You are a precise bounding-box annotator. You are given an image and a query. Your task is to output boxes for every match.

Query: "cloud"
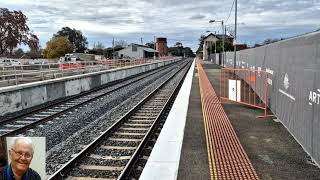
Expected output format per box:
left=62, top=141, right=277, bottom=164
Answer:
left=190, top=14, right=206, bottom=20
left=0, top=0, right=319, bottom=51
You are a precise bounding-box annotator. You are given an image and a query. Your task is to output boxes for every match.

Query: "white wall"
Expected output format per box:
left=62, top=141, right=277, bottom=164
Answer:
left=6, top=137, right=46, bottom=179
left=117, top=45, right=146, bottom=59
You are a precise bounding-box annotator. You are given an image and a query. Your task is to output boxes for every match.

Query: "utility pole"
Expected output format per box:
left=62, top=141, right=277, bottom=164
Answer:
left=214, top=31, right=217, bottom=62
left=112, top=37, right=115, bottom=60
left=209, top=41, right=212, bottom=61
left=224, top=26, right=227, bottom=66
left=234, top=0, right=238, bottom=69
left=141, top=37, right=143, bottom=45
left=153, top=36, right=156, bottom=60
left=209, top=20, right=225, bottom=65
left=222, top=20, right=225, bottom=67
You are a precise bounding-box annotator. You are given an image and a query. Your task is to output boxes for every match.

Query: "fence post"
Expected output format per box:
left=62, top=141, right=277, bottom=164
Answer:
left=41, top=64, right=44, bottom=81
left=14, top=65, right=18, bottom=85
left=1, top=66, right=4, bottom=80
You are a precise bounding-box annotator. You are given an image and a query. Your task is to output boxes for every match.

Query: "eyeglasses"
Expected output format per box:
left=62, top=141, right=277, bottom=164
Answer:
left=10, top=149, right=33, bottom=160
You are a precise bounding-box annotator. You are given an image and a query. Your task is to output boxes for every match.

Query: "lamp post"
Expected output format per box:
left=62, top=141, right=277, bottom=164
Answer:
left=234, top=0, right=238, bottom=69
left=214, top=31, right=216, bottom=57
left=154, top=36, right=156, bottom=60
left=209, top=20, right=225, bottom=66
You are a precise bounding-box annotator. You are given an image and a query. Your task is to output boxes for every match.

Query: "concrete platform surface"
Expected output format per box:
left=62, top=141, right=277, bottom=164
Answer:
left=177, top=63, right=210, bottom=180
left=202, top=61, right=320, bottom=180
left=141, top=60, right=320, bottom=180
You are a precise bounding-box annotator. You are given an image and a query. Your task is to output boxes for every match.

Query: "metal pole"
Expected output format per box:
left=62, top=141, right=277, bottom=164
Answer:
left=112, top=37, right=115, bottom=60
left=14, top=66, right=17, bottom=85
left=234, top=0, right=237, bottom=69
left=209, top=41, right=212, bottom=61
left=223, top=26, right=227, bottom=66
left=222, top=21, right=225, bottom=67
left=154, top=36, right=156, bottom=60
left=214, top=31, right=216, bottom=55
left=214, top=31, right=217, bottom=63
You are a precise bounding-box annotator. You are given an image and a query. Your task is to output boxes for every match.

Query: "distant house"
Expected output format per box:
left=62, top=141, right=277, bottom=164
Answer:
left=236, top=44, right=247, bottom=51
left=202, top=33, right=248, bottom=60
left=202, top=33, right=233, bottom=61
left=116, top=44, right=158, bottom=59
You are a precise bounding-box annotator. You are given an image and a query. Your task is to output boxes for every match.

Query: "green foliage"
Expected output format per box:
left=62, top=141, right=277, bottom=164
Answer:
left=93, top=41, right=104, bottom=55
left=103, top=48, right=113, bottom=58
left=145, top=42, right=155, bottom=48
left=184, top=47, right=196, bottom=57
left=196, top=35, right=205, bottom=55
left=43, top=36, right=73, bottom=58
left=13, top=48, right=24, bottom=57
left=168, top=42, right=195, bottom=57
left=206, top=40, right=234, bottom=55
left=54, top=27, right=88, bottom=53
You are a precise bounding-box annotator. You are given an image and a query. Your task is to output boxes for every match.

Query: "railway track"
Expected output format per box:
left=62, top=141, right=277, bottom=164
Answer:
left=48, top=60, right=192, bottom=179
left=0, top=61, right=181, bottom=137
left=127, top=92, right=175, bottom=179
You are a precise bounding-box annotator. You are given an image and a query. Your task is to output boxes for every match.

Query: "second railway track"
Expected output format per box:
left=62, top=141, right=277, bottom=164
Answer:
left=0, top=61, right=182, bottom=137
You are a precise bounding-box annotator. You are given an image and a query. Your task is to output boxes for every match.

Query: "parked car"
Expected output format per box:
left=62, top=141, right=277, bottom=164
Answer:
left=30, top=59, right=47, bottom=65
left=0, top=59, right=21, bottom=66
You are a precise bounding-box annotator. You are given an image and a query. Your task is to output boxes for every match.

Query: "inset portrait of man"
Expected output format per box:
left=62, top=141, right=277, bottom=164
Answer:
left=0, top=137, right=8, bottom=173
left=0, top=137, right=41, bottom=180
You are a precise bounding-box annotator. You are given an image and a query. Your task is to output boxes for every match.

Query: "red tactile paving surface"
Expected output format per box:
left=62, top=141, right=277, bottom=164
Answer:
left=197, top=60, right=259, bottom=180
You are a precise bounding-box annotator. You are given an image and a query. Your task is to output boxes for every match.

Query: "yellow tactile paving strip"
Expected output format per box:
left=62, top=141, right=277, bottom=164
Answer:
left=197, top=59, right=259, bottom=180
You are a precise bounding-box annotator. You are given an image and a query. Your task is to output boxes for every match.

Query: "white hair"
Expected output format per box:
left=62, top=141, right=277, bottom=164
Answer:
left=10, top=136, right=34, bottom=154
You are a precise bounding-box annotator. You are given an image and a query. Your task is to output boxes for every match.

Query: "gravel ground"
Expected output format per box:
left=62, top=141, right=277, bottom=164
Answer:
left=45, top=61, right=190, bottom=175
left=22, top=62, right=180, bottom=150
left=127, top=82, right=178, bottom=179
left=80, top=158, right=129, bottom=166
left=68, top=168, right=121, bottom=179
left=65, top=61, right=191, bottom=178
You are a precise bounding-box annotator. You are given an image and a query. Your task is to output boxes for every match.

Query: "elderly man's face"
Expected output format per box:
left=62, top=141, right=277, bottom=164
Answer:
left=9, top=140, right=33, bottom=173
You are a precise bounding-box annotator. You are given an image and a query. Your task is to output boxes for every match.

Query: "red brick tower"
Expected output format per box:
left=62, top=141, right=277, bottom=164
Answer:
left=156, top=37, right=168, bottom=57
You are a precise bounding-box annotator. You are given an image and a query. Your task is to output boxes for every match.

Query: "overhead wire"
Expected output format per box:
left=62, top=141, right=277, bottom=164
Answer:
left=225, top=0, right=235, bottom=24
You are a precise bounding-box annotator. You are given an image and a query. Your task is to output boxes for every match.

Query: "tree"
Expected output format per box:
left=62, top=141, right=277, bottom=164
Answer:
left=0, top=8, right=30, bottom=55
left=13, top=48, right=24, bottom=58
left=103, top=47, right=113, bottom=58
left=262, top=38, right=279, bottom=45
left=206, top=40, right=234, bottom=55
left=196, top=35, right=206, bottom=58
left=54, top=27, right=88, bottom=53
left=145, top=42, right=155, bottom=48
left=253, top=43, right=262, bottom=48
left=175, top=42, right=183, bottom=48
left=168, top=42, right=195, bottom=57
left=114, top=40, right=128, bottom=48
left=184, top=47, right=195, bottom=57
left=27, top=32, right=41, bottom=57
left=93, top=41, right=104, bottom=55
left=43, top=36, right=73, bottom=58
left=175, top=42, right=184, bottom=56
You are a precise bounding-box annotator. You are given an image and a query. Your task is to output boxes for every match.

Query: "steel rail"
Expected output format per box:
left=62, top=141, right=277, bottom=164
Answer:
left=0, top=62, right=180, bottom=137
left=48, top=60, right=191, bottom=180
left=118, top=60, right=190, bottom=179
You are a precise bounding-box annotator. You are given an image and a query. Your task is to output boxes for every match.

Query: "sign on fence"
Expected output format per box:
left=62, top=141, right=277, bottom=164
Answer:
left=228, top=80, right=241, bottom=102
left=220, top=68, right=273, bottom=118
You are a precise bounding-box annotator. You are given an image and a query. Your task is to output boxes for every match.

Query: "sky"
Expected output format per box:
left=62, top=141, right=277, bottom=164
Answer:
left=1, top=0, right=320, bottom=52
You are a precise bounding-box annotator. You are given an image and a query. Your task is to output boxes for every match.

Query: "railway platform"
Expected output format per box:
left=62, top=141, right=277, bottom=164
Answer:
left=140, top=59, right=320, bottom=180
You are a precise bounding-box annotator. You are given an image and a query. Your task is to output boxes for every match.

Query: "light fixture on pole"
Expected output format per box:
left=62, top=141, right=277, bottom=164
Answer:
left=209, top=19, right=225, bottom=66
